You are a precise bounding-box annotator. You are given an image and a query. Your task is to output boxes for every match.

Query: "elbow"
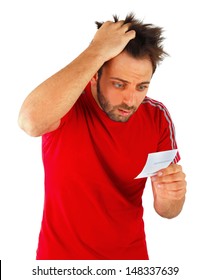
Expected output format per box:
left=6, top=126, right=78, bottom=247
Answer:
left=18, top=112, right=42, bottom=137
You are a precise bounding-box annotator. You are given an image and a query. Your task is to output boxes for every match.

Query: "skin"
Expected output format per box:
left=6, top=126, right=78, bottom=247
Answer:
left=18, top=19, right=186, bottom=218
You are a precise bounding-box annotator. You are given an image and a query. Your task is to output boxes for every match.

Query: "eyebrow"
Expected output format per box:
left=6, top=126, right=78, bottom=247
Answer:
left=110, top=77, right=150, bottom=85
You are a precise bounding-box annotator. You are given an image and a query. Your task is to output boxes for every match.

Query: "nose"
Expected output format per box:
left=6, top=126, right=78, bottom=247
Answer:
left=122, top=90, right=135, bottom=107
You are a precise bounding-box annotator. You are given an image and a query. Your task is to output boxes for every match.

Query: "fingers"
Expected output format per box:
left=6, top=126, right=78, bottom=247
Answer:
left=155, top=180, right=187, bottom=191
left=91, top=19, right=136, bottom=61
left=105, top=19, right=130, bottom=27
left=102, top=20, right=134, bottom=34
left=151, top=164, right=186, bottom=184
left=125, top=29, right=136, bottom=40
left=154, top=183, right=186, bottom=200
left=152, top=170, right=186, bottom=184
left=151, top=163, right=187, bottom=200
left=104, top=20, right=136, bottom=43
left=156, top=163, right=183, bottom=177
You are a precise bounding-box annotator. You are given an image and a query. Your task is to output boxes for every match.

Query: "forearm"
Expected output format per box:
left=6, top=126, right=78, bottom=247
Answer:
left=18, top=45, right=105, bottom=137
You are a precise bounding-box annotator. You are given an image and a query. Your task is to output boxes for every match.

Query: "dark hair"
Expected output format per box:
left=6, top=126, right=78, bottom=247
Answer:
left=95, top=13, right=168, bottom=73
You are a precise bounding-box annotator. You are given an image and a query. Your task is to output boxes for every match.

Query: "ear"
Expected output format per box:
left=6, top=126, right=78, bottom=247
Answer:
left=90, top=72, right=99, bottom=86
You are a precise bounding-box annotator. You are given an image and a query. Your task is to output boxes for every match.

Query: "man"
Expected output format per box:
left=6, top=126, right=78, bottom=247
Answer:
left=18, top=13, right=187, bottom=260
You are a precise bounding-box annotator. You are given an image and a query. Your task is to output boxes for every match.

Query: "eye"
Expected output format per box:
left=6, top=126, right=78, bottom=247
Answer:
left=112, top=82, right=125, bottom=89
left=137, top=84, right=148, bottom=91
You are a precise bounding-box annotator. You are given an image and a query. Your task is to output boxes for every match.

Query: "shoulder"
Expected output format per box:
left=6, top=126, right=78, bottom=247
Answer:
left=142, top=96, right=169, bottom=112
left=141, top=96, right=173, bottom=121
left=139, top=97, right=176, bottom=138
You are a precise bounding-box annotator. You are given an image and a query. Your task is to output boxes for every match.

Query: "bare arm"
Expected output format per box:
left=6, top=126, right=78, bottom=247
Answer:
left=18, top=21, right=135, bottom=137
left=151, top=164, right=187, bottom=219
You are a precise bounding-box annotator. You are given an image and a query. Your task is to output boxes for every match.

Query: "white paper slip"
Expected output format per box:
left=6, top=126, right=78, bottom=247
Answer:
left=135, top=149, right=178, bottom=179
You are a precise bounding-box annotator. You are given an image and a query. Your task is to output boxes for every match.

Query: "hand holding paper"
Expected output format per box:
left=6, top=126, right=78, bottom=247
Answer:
left=150, top=161, right=187, bottom=218
left=135, top=149, right=187, bottom=219
left=135, top=149, right=178, bottom=179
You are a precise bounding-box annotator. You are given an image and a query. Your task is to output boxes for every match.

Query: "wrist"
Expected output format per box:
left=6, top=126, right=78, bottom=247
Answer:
left=87, top=42, right=110, bottom=64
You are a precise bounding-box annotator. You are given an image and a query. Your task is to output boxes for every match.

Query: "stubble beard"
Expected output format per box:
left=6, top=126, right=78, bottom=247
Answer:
left=96, top=80, right=136, bottom=122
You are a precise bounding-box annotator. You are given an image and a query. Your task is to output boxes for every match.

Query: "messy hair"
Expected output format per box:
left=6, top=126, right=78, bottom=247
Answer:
left=95, top=13, right=168, bottom=73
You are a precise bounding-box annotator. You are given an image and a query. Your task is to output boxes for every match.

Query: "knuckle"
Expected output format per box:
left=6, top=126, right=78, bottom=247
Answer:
left=102, top=21, right=113, bottom=28
left=173, top=163, right=179, bottom=171
left=177, top=164, right=183, bottom=172
left=179, top=182, right=187, bottom=195
left=171, top=188, right=185, bottom=200
left=117, top=20, right=125, bottom=24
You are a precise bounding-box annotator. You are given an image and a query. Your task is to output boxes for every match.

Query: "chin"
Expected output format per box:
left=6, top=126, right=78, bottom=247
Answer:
left=108, top=114, right=132, bottom=123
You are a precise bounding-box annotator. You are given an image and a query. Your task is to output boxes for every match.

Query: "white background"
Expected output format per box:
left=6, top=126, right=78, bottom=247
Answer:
left=0, top=0, right=209, bottom=279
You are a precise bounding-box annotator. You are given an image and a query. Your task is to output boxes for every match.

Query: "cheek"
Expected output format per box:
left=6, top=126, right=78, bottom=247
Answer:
left=109, top=93, right=123, bottom=105
left=103, top=86, right=123, bottom=105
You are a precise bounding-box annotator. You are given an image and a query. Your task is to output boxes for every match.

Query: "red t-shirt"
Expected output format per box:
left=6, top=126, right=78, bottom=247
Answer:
left=36, top=83, right=180, bottom=260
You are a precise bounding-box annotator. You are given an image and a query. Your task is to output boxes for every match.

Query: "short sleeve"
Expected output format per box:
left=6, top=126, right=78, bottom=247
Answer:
left=157, top=105, right=181, bottom=163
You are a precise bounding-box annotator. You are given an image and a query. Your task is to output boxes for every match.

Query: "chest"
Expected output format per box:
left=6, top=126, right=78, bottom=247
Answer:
left=53, top=112, right=159, bottom=185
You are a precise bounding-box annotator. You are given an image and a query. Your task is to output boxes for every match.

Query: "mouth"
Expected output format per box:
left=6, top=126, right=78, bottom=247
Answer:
left=118, top=108, right=133, bottom=116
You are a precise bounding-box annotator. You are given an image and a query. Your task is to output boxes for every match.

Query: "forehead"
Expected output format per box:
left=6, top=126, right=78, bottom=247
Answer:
left=103, top=52, right=153, bottom=80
